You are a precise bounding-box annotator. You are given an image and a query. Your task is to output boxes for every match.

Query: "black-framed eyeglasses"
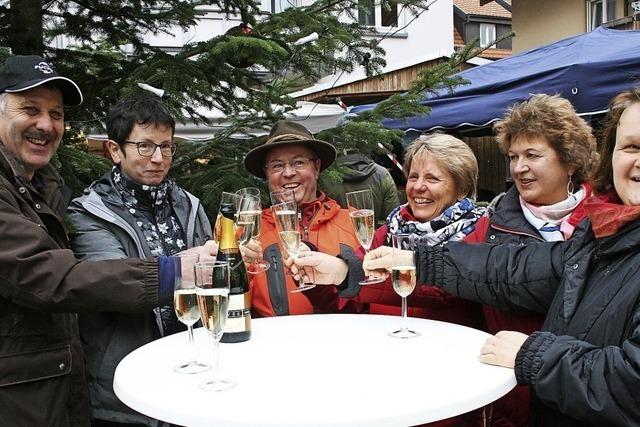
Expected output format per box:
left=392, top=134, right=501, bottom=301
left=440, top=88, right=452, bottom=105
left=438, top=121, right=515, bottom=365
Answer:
left=264, top=157, right=318, bottom=174
left=122, top=140, right=177, bottom=158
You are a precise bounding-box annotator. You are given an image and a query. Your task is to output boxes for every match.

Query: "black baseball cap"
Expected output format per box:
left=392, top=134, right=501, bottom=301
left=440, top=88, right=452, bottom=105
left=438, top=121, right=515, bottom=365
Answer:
left=0, top=55, right=83, bottom=105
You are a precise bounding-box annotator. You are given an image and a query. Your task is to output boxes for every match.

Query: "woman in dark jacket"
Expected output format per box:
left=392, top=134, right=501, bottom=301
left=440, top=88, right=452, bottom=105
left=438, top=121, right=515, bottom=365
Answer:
left=463, top=93, right=598, bottom=426
left=359, top=87, right=640, bottom=426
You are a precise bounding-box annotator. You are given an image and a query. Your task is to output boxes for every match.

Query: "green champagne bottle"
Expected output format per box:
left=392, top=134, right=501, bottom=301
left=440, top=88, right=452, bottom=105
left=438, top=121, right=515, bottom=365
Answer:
left=217, top=201, right=251, bottom=343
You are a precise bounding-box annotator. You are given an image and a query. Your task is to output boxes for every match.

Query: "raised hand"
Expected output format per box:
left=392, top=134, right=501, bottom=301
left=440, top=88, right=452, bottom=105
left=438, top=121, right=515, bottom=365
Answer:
left=181, top=240, right=218, bottom=263
left=479, top=331, right=529, bottom=369
left=240, top=239, right=262, bottom=266
left=287, top=251, right=348, bottom=285
left=363, top=245, right=412, bottom=280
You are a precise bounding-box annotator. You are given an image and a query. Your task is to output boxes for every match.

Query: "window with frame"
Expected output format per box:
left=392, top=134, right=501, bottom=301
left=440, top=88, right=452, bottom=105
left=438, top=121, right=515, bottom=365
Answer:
left=479, top=23, right=496, bottom=48
left=358, top=0, right=400, bottom=28
left=587, top=0, right=616, bottom=30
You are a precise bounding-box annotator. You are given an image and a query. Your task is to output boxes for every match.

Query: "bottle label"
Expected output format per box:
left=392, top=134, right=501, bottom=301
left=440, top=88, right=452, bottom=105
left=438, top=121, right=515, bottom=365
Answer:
left=224, top=292, right=251, bottom=333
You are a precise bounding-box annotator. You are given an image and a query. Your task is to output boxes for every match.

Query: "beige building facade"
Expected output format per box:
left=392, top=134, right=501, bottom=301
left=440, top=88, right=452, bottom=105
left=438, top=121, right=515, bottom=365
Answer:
left=511, top=0, right=630, bottom=53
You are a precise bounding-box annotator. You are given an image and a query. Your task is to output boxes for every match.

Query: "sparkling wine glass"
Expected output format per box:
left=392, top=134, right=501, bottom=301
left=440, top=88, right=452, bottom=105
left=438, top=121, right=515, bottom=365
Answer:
left=345, top=189, right=384, bottom=285
left=269, top=188, right=296, bottom=205
left=236, top=190, right=270, bottom=274
left=213, top=192, right=239, bottom=245
left=271, top=197, right=315, bottom=293
left=388, top=234, right=420, bottom=339
left=172, top=253, right=211, bottom=374
left=195, top=261, right=235, bottom=391
left=236, top=186, right=260, bottom=200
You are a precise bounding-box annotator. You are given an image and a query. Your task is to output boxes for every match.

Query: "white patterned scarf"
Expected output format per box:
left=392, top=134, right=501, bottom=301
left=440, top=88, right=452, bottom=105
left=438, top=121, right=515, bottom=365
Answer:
left=112, top=167, right=186, bottom=336
left=386, top=198, right=485, bottom=247
left=519, top=185, right=587, bottom=242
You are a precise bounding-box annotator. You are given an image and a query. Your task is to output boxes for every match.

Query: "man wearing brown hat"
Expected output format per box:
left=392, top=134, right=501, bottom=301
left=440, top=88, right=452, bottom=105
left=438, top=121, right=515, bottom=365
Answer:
left=0, top=55, right=215, bottom=426
left=244, top=120, right=365, bottom=316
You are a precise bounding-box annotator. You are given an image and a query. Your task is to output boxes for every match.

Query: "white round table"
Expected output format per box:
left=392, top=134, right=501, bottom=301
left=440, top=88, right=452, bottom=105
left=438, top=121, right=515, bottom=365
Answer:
left=114, top=314, right=516, bottom=426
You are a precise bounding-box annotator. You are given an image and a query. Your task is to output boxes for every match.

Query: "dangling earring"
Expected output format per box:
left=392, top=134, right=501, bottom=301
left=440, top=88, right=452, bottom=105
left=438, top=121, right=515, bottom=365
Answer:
left=566, top=175, right=575, bottom=197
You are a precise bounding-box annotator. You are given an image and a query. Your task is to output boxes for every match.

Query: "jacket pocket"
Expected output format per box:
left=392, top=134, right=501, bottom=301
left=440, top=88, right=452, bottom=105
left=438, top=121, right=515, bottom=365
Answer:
left=0, top=345, right=72, bottom=387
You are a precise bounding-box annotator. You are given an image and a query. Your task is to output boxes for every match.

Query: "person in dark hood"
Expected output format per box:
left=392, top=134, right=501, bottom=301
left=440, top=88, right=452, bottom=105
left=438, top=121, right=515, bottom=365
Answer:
left=324, top=150, right=399, bottom=225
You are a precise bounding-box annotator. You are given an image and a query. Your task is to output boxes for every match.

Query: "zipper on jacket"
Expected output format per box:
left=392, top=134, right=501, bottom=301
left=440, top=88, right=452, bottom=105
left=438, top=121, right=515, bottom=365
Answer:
left=490, top=223, right=544, bottom=241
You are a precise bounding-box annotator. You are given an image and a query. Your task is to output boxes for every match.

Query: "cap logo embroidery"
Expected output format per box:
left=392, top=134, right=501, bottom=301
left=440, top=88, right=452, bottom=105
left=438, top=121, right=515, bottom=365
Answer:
left=34, top=62, right=54, bottom=74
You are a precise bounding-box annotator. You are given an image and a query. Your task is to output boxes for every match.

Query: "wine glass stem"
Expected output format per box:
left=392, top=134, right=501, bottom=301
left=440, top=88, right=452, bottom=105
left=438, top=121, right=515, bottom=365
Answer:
left=401, top=296, right=408, bottom=331
left=212, top=339, right=221, bottom=378
left=187, top=324, right=195, bottom=362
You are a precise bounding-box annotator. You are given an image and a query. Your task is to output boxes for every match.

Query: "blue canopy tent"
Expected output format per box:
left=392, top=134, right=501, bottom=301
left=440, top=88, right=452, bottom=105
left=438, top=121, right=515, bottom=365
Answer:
left=351, top=27, right=640, bottom=135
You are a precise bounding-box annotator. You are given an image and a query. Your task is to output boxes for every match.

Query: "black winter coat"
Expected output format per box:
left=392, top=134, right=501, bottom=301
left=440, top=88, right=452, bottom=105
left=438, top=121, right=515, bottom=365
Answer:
left=419, top=219, right=640, bottom=427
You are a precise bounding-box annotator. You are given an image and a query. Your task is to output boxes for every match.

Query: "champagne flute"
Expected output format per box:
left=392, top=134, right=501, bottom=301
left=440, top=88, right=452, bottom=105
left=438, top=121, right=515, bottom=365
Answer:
left=236, top=186, right=260, bottom=200
left=271, top=198, right=315, bottom=293
left=236, top=191, right=270, bottom=274
left=269, top=188, right=296, bottom=205
left=213, top=192, right=239, bottom=245
left=345, top=189, right=385, bottom=285
left=388, top=234, right=420, bottom=339
left=195, top=261, right=235, bottom=391
left=172, top=253, right=211, bottom=374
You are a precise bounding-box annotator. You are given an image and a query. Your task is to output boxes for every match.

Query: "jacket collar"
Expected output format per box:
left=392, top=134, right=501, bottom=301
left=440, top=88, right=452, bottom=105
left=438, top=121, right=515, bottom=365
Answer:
left=490, top=186, right=541, bottom=236
left=0, top=140, right=68, bottom=213
left=584, top=189, right=640, bottom=239
left=0, top=140, right=28, bottom=181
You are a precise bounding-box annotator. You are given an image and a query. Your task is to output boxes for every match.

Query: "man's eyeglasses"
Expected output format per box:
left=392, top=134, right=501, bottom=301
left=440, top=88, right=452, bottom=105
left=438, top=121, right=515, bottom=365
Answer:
left=122, top=141, right=177, bottom=158
left=264, top=157, right=317, bottom=174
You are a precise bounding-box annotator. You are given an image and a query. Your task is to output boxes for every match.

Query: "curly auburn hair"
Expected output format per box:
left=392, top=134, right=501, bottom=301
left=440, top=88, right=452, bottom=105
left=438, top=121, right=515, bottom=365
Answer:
left=493, top=94, right=598, bottom=186
left=403, top=132, right=478, bottom=200
left=591, top=87, right=640, bottom=193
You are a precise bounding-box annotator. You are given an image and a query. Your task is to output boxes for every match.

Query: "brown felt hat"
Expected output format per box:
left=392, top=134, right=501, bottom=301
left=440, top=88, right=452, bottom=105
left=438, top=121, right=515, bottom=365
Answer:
left=244, top=120, right=337, bottom=179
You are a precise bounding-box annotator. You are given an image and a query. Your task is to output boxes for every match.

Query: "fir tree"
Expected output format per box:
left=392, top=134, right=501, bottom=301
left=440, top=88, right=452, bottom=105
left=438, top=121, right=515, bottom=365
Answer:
left=0, top=0, right=497, bottom=216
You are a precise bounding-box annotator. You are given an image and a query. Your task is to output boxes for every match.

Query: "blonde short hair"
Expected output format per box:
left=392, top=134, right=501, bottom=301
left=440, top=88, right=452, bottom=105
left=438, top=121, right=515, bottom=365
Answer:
left=403, top=133, right=478, bottom=199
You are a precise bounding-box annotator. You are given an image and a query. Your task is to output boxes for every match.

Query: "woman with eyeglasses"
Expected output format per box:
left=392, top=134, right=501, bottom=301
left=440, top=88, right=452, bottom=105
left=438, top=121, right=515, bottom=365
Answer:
left=67, top=95, right=214, bottom=427
left=242, top=120, right=362, bottom=318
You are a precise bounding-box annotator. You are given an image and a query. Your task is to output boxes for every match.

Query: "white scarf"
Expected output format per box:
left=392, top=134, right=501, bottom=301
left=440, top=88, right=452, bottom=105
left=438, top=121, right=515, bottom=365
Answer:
left=520, top=185, right=586, bottom=241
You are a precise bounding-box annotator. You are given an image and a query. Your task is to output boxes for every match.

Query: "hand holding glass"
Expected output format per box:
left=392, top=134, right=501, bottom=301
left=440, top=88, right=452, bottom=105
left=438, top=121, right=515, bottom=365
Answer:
left=172, top=253, right=210, bottom=374
left=271, top=196, right=315, bottom=292
left=195, top=261, right=235, bottom=391
left=345, top=189, right=384, bottom=285
left=389, top=234, right=420, bottom=339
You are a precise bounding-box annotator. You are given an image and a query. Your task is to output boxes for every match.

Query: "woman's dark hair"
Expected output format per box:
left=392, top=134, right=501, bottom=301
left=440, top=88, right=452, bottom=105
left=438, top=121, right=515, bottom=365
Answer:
left=591, top=87, right=640, bottom=193
left=106, top=95, right=175, bottom=147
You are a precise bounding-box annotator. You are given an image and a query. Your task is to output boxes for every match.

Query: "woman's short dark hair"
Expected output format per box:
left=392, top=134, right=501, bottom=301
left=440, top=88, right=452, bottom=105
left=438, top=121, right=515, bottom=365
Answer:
left=493, top=93, right=598, bottom=186
left=106, top=95, right=175, bottom=146
left=591, top=87, right=640, bottom=193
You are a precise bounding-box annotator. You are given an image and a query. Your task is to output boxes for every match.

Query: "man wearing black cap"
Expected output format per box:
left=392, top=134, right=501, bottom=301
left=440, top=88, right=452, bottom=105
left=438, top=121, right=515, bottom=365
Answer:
left=0, top=56, right=215, bottom=426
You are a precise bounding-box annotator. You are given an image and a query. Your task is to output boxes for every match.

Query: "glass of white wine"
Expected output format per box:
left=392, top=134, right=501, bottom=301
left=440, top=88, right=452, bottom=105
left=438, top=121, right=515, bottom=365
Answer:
left=269, top=188, right=296, bottom=206
left=345, top=189, right=384, bottom=285
left=388, top=234, right=420, bottom=339
left=172, top=253, right=211, bottom=374
left=270, top=196, right=315, bottom=293
left=195, top=261, right=235, bottom=391
left=236, top=191, right=270, bottom=274
left=213, top=192, right=239, bottom=245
